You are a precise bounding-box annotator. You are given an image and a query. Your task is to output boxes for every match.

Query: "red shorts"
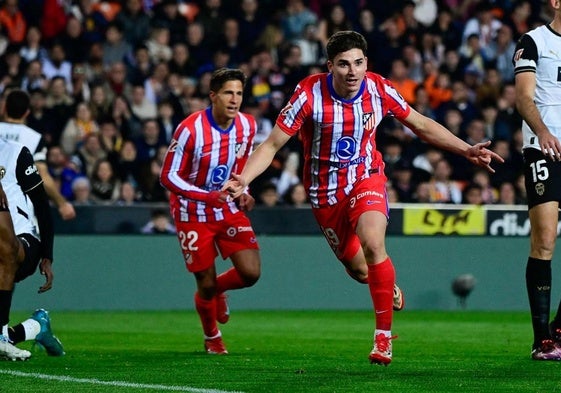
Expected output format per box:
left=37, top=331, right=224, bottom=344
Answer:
left=174, top=212, right=259, bottom=273
left=312, top=174, right=389, bottom=262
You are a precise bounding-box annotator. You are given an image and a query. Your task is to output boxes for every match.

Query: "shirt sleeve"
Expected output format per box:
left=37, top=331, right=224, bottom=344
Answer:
left=513, top=34, right=538, bottom=74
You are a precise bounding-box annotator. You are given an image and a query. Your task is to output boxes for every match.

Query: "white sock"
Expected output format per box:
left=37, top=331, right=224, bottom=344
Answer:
left=204, top=331, right=222, bottom=340
left=375, top=329, right=391, bottom=338
left=21, top=319, right=41, bottom=341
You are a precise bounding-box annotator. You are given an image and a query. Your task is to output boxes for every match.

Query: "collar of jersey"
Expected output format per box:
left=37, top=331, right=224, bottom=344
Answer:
left=327, top=73, right=365, bottom=104
left=206, top=106, right=235, bottom=134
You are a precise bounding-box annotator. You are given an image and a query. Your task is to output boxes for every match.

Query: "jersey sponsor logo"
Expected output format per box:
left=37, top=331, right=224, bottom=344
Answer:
left=329, top=156, right=366, bottom=168
left=25, top=164, right=38, bottom=176
left=362, top=112, right=376, bottom=132
left=0, top=166, right=5, bottom=179
left=226, top=226, right=253, bottom=237
left=513, top=48, right=524, bottom=62
left=335, top=136, right=356, bottom=160
left=210, top=165, right=229, bottom=186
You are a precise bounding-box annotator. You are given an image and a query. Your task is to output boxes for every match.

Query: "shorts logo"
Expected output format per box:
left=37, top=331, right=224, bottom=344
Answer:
left=0, top=166, right=5, bottom=179
left=535, top=182, right=545, bottom=196
left=183, top=252, right=192, bottom=265
left=350, top=197, right=356, bottom=208
left=227, top=227, right=237, bottom=237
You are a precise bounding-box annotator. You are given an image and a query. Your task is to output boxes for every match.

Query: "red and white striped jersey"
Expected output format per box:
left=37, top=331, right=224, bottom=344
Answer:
left=160, top=107, right=256, bottom=223
left=276, top=72, right=411, bottom=207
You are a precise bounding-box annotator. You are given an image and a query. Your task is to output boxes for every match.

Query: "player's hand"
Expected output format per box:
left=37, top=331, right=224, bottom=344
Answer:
left=205, top=190, right=229, bottom=208
left=0, top=182, right=8, bottom=210
left=466, top=141, right=504, bottom=173
left=38, top=258, right=54, bottom=293
left=236, top=193, right=255, bottom=211
left=538, top=132, right=561, bottom=161
left=222, top=173, right=246, bottom=199
left=59, top=201, right=76, bottom=220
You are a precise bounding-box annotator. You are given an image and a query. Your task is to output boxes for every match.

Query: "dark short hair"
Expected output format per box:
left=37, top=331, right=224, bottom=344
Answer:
left=5, top=89, right=30, bottom=119
left=326, top=31, right=367, bottom=61
left=209, top=68, right=246, bottom=93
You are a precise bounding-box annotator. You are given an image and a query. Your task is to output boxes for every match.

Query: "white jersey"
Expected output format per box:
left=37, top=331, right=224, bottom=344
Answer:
left=513, top=24, right=561, bottom=150
left=0, top=138, right=42, bottom=238
left=0, top=122, right=47, bottom=162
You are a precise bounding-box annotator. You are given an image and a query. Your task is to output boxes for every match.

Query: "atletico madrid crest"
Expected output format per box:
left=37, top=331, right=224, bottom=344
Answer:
left=363, top=112, right=375, bottom=131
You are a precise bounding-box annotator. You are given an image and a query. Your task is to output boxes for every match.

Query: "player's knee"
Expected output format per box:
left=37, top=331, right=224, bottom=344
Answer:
left=241, top=267, right=260, bottom=287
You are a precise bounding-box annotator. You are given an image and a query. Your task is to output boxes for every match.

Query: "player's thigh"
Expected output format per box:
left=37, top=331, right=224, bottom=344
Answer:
left=529, top=201, right=559, bottom=253
left=230, top=249, right=261, bottom=280
left=313, top=203, right=361, bottom=263
left=0, top=211, right=23, bottom=264
left=174, top=221, right=219, bottom=273
left=524, top=148, right=561, bottom=209
left=215, top=213, right=259, bottom=262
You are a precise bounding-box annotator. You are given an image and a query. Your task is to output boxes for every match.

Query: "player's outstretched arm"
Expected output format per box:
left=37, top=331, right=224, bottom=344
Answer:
left=402, top=108, right=504, bottom=172
left=224, top=125, right=291, bottom=198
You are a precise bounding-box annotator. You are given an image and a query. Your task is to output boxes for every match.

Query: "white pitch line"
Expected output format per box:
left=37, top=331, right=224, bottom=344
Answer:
left=0, top=369, right=245, bottom=393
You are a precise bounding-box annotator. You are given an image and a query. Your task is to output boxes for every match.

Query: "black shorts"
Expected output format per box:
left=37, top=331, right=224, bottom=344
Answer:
left=524, top=148, right=561, bottom=209
left=14, top=233, right=41, bottom=283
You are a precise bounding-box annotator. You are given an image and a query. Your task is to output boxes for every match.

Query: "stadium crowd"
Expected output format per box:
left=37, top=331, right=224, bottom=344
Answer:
left=0, top=0, right=548, bottom=207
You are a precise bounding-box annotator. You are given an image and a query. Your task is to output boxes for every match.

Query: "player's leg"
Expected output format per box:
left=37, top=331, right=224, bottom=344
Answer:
left=355, top=210, right=396, bottom=365
left=194, top=265, right=227, bottom=354
left=175, top=221, right=227, bottom=354
left=0, top=208, right=31, bottom=361
left=214, top=213, right=260, bottom=324
left=342, top=247, right=404, bottom=311
left=526, top=201, right=561, bottom=360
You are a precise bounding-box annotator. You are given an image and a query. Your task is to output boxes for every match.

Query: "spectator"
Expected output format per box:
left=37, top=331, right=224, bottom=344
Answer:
left=70, top=62, right=91, bottom=104
left=90, top=158, right=121, bottom=203
left=388, top=58, right=418, bottom=105
left=195, top=0, right=226, bottom=49
left=221, top=17, right=247, bottom=67
left=316, top=4, right=353, bottom=48
left=71, top=0, right=109, bottom=45
left=462, top=182, right=484, bottom=205
left=60, top=102, right=99, bottom=155
left=167, top=42, right=196, bottom=78
left=151, top=0, right=188, bottom=45
left=461, top=1, right=503, bottom=48
left=71, top=176, right=94, bottom=204
left=114, top=139, right=141, bottom=187
left=155, top=99, right=179, bottom=145
left=140, top=208, right=176, bottom=234
left=186, top=21, right=212, bottom=71
left=236, top=0, right=267, bottom=49
left=26, top=87, right=58, bottom=145
left=102, top=21, right=132, bottom=67
left=19, top=25, right=47, bottom=63
left=0, top=0, right=27, bottom=44
left=47, top=145, right=81, bottom=200
left=115, top=181, right=140, bottom=206
left=97, top=118, right=122, bottom=164
left=72, top=133, right=107, bottom=177
left=292, top=23, right=325, bottom=67
left=20, top=59, right=48, bottom=92
left=42, top=43, right=73, bottom=91
left=127, top=44, right=153, bottom=85
left=391, top=159, right=418, bottom=203
left=88, top=83, right=113, bottom=123
left=59, top=16, right=90, bottom=64
left=145, top=27, right=172, bottom=64
left=503, top=0, right=532, bottom=41
left=496, top=181, right=518, bottom=205
left=428, top=5, right=463, bottom=51
left=471, top=168, right=498, bottom=204
left=44, top=76, right=74, bottom=145
left=111, top=94, right=141, bottom=140
left=130, top=84, right=157, bottom=120
left=104, top=61, right=133, bottom=103
left=281, top=0, right=317, bottom=41
left=114, top=0, right=151, bottom=47
left=284, top=182, right=309, bottom=207
left=483, top=24, right=516, bottom=83
left=0, top=44, right=25, bottom=88
left=257, top=181, right=281, bottom=207
left=426, top=158, right=464, bottom=204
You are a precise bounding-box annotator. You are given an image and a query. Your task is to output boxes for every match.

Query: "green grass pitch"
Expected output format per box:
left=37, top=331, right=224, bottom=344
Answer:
left=1, top=310, right=560, bottom=392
